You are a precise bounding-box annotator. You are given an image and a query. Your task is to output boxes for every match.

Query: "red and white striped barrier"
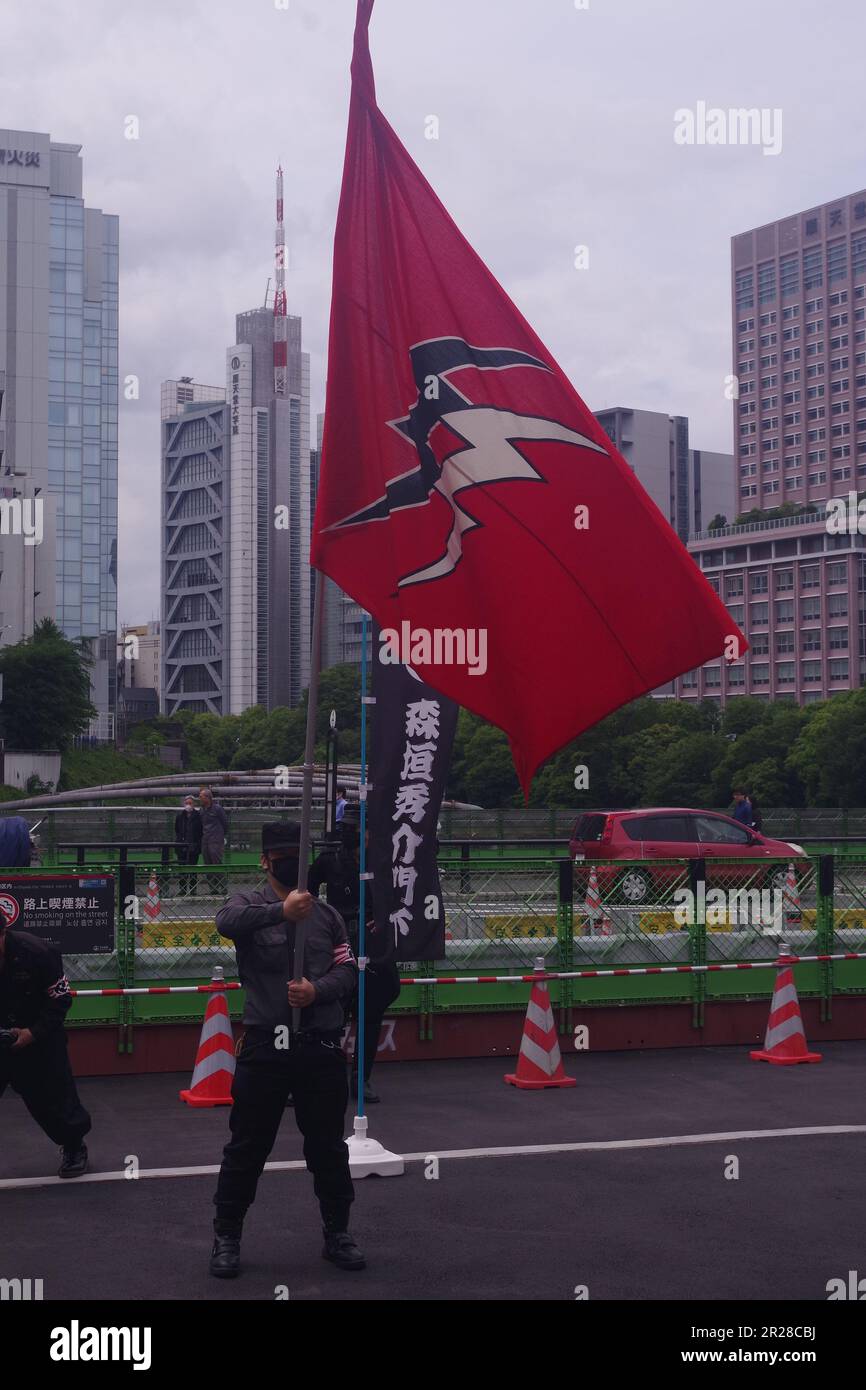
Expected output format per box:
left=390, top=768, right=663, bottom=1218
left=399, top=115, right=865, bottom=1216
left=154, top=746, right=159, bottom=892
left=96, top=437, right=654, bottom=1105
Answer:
left=68, top=949, right=866, bottom=996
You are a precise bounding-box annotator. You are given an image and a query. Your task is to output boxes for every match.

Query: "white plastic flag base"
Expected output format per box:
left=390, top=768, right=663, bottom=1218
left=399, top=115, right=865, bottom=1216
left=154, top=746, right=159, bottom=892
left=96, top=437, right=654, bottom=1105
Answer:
left=345, top=1113, right=405, bottom=1178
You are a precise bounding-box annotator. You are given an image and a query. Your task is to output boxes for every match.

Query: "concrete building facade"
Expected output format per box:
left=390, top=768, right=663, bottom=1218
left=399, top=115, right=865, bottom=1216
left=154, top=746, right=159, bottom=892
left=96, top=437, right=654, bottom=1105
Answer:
left=161, top=383, right=227, bottom=717
left=594, top=407, right=735, bottom=542
left=678, top=188, right=866, bottom=706
left=119, top=619, right=160, bottom=694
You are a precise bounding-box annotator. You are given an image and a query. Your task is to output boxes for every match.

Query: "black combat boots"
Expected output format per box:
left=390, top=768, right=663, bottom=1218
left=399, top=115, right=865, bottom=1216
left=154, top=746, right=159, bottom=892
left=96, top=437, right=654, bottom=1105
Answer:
left=321, top=1201, right=366, bottom=1271
left=209, top=1218, right=243, bottom=1278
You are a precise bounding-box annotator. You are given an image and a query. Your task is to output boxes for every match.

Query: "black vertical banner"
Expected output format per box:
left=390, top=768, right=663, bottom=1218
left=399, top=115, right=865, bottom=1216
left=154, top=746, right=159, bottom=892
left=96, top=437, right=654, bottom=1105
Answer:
left=368, top=626, right=459, bottom=961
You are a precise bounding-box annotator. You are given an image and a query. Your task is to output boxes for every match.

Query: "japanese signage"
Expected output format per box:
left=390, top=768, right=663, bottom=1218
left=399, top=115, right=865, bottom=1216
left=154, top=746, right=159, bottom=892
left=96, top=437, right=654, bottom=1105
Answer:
left=230, top=355, right=242, bottom=436
left=0, top=876, right=115, bottom=953
left=368, top=631, right=458, bottom=960
left=0, top=149, right=40, bottom=168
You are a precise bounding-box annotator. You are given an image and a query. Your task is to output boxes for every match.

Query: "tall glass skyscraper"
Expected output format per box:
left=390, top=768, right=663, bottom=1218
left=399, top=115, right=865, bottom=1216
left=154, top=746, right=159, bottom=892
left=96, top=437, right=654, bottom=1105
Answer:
left=0, top=129, right=118, bottom=738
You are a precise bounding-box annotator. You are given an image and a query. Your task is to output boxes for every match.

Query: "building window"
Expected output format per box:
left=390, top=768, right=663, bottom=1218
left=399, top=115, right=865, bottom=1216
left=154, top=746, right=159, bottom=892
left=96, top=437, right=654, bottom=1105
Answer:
left=802, top=660, right=822, bottom=682
left=758, top=263, right=776, bottom=304
left=828, top=658, right=849, bottom=680
left=804, top=248, right=823, bottom=290
left=750, top=602, right=769, bottom=626
left=751, top=663, right=770, bottom=685
left=736, top=270, right=754, bottom=310
left=827, top=240, right=848, bottom=284
left=750, top=572, right=769, bottom=595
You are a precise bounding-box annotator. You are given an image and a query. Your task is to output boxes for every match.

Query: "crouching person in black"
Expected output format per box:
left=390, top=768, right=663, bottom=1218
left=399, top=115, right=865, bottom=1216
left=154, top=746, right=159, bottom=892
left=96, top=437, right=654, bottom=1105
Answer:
left=0, top=908, right=91, bottom=1178
left=210, top=821, right=364, bottom=1278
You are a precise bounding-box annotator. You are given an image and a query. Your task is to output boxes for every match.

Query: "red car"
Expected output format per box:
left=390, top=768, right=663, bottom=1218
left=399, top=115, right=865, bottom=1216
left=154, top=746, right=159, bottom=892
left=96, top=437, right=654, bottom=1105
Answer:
left=568, top=808, right=806, bottom=904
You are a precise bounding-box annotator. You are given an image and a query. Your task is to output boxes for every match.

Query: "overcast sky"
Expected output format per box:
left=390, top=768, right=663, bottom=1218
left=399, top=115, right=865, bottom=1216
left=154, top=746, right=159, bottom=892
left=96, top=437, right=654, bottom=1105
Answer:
left=3, top=0, right=865, bottom=622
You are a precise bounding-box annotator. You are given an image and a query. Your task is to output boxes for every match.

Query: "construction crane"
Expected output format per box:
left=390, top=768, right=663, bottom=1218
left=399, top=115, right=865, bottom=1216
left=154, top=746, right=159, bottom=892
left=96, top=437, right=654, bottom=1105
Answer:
left=273, top=165, right=288, bottom=397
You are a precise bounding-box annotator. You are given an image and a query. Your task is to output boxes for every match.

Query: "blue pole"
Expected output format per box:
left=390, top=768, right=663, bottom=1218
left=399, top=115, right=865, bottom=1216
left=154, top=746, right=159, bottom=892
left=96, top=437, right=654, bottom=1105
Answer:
left=356, top=612, right=369, bottom=1119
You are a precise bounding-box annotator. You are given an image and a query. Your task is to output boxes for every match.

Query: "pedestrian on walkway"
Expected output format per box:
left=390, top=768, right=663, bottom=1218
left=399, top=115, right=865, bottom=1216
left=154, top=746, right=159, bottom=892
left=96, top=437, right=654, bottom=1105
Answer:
left=174, top=796, right=203, bottom=896
left=199, top=787, right=228, bottom=895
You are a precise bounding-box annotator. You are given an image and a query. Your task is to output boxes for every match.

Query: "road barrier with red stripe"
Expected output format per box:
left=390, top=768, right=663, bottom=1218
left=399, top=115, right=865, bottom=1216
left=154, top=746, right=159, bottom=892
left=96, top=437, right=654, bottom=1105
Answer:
left=68, top=949, right=866, bottom=997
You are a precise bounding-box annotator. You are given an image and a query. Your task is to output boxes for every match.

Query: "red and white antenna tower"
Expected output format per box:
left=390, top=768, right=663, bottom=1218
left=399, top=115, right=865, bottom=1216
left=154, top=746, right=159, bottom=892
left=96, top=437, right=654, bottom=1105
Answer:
left=273, top=164, right=288, bottom=398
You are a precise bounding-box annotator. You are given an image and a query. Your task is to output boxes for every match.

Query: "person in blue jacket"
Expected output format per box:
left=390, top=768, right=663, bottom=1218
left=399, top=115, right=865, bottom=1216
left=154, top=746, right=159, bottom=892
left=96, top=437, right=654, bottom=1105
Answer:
left=0, top=817, right=32, bottom=867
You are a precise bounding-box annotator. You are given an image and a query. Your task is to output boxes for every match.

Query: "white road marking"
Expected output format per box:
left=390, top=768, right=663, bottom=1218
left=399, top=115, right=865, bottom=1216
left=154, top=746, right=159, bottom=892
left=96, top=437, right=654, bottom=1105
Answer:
left=2, top=1125, right=865, bottom=1191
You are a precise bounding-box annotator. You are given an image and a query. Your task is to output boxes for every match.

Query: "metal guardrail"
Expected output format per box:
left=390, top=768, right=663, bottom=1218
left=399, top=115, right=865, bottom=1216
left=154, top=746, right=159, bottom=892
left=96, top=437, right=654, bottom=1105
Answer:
left=13, top=803, right=866, bottom=848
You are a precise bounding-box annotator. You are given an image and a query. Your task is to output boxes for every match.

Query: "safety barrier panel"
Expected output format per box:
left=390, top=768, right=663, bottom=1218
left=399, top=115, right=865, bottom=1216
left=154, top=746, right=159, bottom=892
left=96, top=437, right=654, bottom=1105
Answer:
left=7, top=849, right=866, bottom=1049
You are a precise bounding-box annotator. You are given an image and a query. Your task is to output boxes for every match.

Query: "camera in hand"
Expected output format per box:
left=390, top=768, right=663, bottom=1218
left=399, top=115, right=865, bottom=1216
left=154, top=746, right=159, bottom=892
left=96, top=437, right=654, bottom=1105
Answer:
left=0, top=1028, right=18, bottom=1048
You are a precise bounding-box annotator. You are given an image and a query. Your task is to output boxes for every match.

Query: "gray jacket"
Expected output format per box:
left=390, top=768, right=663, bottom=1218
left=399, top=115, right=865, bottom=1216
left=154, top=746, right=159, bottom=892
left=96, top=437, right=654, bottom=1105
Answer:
left=200, top=802, right=228, bottom=846
left=216, top=883, right=356, bottom=1034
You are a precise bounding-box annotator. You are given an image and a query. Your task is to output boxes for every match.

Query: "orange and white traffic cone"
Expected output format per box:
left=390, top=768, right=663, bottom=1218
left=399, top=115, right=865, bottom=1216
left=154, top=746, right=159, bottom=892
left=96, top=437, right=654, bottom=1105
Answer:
left=585, top=866, right=601, bottom=935
left=585, top=866, right=611, bottom=936
left=179, top=967, right=237, bottom=1106
left=505, top=958, right=577, bottom=1090
left=143, top=871, right=161, bottom=922
left=750, top=944, right=821, bottom=1066
left=783, top=862, right=801, bottom=928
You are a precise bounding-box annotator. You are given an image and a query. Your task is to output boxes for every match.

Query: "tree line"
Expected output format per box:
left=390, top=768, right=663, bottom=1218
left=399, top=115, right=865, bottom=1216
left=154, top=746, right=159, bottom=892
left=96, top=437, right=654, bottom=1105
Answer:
left=1, top=629, right=863, bottom=808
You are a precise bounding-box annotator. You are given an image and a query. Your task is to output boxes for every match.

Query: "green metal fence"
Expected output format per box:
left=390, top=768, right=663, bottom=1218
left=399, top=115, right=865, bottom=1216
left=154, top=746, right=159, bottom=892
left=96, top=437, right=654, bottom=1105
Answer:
left=11, top=850, right=866, bottom=1050
left=16, top=804, right=866, bottom=869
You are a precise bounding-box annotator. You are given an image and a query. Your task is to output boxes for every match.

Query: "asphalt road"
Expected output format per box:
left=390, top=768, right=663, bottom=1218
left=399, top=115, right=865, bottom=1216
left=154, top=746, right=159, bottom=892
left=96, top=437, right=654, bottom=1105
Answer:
left=3, top=1044, right=865, bottom=1301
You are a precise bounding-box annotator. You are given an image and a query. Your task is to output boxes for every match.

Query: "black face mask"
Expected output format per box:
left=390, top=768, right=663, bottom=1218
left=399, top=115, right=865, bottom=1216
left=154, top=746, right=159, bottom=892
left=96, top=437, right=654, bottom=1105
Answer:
left=268, top=854, right=299, bottom=888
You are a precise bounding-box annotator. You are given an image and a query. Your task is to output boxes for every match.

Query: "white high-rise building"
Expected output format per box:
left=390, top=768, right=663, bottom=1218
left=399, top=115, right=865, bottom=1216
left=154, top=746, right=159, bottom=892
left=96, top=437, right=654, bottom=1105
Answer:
left=226, top=307, right=310, bottom=711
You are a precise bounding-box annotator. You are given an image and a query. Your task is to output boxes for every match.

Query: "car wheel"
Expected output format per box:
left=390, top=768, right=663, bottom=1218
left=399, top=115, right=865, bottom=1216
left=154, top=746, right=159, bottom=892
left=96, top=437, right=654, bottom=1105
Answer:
left=618, top=869, right=651, bottom=904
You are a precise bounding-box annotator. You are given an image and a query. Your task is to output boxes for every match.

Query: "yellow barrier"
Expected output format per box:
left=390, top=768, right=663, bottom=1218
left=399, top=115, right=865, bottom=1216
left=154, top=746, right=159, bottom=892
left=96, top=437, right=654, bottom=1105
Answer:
left=483, top=914, right=558, bottom=939
left=638, top=907, right=866, bottom=935
left=137, top=919, right=222, bottom=949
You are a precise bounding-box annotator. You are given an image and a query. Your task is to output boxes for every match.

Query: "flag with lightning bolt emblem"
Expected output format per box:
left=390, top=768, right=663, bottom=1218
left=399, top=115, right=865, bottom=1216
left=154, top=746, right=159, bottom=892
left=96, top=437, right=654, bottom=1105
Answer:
left=312, top=0, right=745, bottom=796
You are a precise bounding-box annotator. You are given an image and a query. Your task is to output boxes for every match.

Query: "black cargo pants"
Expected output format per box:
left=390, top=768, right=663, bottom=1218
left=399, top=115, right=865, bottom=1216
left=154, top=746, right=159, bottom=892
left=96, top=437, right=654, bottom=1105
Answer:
left=213, top=1027, right=354, bottom=1229
left=0, top=1030, right=92, bottom=1150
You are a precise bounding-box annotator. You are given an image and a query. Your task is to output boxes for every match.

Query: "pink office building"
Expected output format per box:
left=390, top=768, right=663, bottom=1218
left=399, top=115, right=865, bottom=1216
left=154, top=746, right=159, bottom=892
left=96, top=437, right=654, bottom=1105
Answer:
left=675, top=188, right=866, bottom=706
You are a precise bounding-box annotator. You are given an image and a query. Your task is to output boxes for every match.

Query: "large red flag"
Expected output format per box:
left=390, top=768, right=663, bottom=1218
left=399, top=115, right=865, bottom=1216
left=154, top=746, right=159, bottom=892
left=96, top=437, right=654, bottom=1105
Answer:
left=312, top=0, right=744, bottom=795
